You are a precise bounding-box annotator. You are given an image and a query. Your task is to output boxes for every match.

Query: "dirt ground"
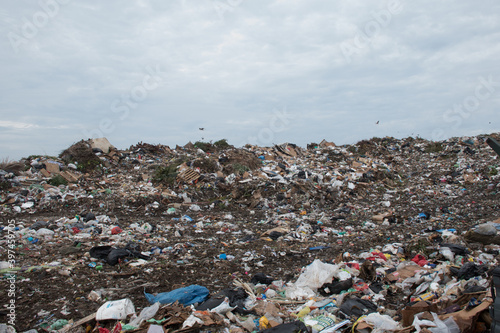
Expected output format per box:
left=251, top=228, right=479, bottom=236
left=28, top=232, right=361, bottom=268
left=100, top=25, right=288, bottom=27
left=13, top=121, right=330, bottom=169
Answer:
left=1, top=182, right=499, bottom=331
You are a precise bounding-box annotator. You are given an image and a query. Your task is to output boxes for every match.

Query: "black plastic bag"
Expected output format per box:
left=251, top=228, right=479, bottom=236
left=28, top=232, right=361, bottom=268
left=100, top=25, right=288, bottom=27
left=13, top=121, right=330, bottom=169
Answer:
left=261, top=321, right=308, bottom=333
left=339, top=297, right=377, bottom=318
left=251, top=273, right=274, bottom=285
left=319, top=278, right=352, bottom=296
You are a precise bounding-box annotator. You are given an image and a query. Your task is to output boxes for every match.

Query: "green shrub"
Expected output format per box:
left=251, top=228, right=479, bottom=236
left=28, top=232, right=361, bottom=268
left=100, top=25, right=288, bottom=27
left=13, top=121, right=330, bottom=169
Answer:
left=214, top=139, right=230, bottom=150
left=60, top=141, right=102, bottom=172
left=76, top=159, right=101, bottom=172
left=425, top=142, right=443, bottom=153
left=152, top=164, right=178, bottom=184
left=194, top=141, right=212, bottom=152
left=232, top=163, right=250, bottom=175
left=346, top=146, right=356, bottom=153
left=49, top=174, right=68, bottom=186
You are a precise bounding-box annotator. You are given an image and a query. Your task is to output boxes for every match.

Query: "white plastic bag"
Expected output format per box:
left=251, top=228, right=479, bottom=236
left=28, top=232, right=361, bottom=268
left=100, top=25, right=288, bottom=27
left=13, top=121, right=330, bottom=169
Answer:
left=210, top=297, right=235, bottom=314
left=286, top=259, right=338, bottom=299
left=285, top=283, right=315, bottom=300
left=364, top=313, right=401, bottom=333
left=36, top=228, right=55, bottom=236
left=182, top=314, right=203, bottom=328
left=429, top=316, right=460, bottom=333
left=129, top=302, right=160, bottom=327
left=440, top=247, right=454, bottom=261
left=96, top=298, right=135, bottom=321
left=147, top=324, right=164, bottom=333
left=295, top=259, right=338, bottom=290
left=413, top=312, right=459, bottom=333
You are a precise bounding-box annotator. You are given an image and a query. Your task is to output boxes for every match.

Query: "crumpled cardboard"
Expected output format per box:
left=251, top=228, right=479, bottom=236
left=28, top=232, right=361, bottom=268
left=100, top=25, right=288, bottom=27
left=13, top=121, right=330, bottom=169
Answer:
left=401, top=301, right=438, bottom=327
left=439, top=299, right=491, bottom=333
left=385, top=264, right=426, bottom=283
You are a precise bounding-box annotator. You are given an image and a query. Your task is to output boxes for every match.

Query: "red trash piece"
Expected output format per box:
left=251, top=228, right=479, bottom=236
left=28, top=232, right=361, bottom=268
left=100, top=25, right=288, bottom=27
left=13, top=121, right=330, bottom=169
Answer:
left=72, top=227, right=80, bottom=234
left=371, top=251, right=387, bottom=261
left=412, top=254, right=429, bottom=267
left=111, top=226, right=122, bottom=235
left=347, top=262, right=360, bottom=270
left=353, top=280, right=369, bottom=291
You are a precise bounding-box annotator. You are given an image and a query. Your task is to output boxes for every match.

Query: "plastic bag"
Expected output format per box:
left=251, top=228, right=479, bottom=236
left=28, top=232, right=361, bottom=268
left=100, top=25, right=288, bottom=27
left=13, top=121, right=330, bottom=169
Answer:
left=364, top=313, right=400, bottom=333
left=260, top=321, right=308, bottom=333
left=36, top=228, right=54, bottom=236
left=96, top=298, right=135, bottom=320
left=294, top=259, right=338, bottom=290
left=339, top=297, right=377, bottom=318
left=413, top=312, right=459, bottom=333
left=430, top=317, right=460, bottom=333
left=129, top=302, right=160, bottom=328
left=181, top=314, right=204, bottom=329
left=440, top=247, right=454, bottom=261
left=146, top=325, right=164, bottom=333
left=285, top=282, right=315, bottom=300
left=210, top=297, right=235, bottom=314
left=144, top=285, right=209, bottom=305
left=475, top=223, right=497, bottom=235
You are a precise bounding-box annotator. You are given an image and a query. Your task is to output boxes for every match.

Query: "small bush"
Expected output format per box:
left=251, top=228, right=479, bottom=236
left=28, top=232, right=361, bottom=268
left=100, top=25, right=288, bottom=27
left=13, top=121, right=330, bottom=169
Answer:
left=60, top=141, right=102, bottom=172
left=194, top=141, right=212, bottom=153
left=152, top=164, right=178, bottom=185
left=425, top=142, right=443, bottom=153
left=77, top=159, right=101, bottom=172
left=490, top=167, right=498, bottom=176
left=214, top=139, right=230, bottom=150
left=192, top=158, right=219, bottom=173
left=232, top=163, right=250, bottom=175
left=49, top=174, right=68, bottom=186
left=346, top=146, right=356, bottom=153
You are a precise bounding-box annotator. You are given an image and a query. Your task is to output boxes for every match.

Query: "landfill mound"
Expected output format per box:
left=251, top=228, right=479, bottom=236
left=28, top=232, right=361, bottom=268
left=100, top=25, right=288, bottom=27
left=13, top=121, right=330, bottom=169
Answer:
left=1, top=134, right=500, bottom=332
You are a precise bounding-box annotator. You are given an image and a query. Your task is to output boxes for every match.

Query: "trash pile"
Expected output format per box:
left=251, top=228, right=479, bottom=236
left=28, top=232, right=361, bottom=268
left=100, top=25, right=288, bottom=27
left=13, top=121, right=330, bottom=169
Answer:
left=1, top=134, right=500, bottom=332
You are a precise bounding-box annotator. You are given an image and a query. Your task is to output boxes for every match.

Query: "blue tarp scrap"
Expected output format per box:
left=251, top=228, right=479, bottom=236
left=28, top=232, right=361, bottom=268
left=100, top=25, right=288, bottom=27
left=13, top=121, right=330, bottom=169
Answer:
left=144, top=285, right=209, bottom=306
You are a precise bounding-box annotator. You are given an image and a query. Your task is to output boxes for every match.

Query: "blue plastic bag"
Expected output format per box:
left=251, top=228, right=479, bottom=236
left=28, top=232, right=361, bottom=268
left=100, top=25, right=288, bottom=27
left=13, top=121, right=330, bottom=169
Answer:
left=144, top=285, right=209, bottom=305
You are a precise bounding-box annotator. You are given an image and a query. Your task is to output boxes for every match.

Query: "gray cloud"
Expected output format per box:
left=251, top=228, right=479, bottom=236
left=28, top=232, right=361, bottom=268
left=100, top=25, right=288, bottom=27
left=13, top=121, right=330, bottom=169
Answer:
left=1, top=0, right=499, bottom=159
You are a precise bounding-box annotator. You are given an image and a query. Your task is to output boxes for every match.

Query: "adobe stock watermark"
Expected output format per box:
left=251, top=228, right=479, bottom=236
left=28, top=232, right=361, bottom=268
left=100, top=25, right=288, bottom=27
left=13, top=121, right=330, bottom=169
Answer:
left=340, top=0, right=403, bottom=64
left=246, top=107, right=294, bottom=147
left=5, top=219, right=17, bottom=326
left=7, top=0, right=72, bottom=54
left=432, top=75, right=499, bottom=141
left=82, top=65, right=164, bottom=139
left=212, top=0, right=245, bottom=22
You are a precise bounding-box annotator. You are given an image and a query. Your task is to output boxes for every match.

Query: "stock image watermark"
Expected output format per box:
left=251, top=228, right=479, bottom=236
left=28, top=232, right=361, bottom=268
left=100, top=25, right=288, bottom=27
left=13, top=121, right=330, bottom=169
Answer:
left=245, top=107, right=294, bottom=147
left=212, top=0, right=245, bottom=22
left=432, top=75, right=499, bottom=141
left=7, top=0, right=72, bottom=54
left=5, top=219, right=17, bottom=326
left=82, top=65, right=164, bottom=139
left=340, top=0, right=403, bottom=64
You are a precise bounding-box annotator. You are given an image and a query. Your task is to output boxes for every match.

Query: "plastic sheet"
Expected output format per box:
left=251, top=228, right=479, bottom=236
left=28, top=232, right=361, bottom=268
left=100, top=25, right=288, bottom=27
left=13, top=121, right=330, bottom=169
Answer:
left=144, top=285, right=209, bottom=305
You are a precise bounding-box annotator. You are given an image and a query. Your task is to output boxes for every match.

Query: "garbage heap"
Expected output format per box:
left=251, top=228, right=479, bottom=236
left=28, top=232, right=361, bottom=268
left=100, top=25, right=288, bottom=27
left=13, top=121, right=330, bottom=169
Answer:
left=0, top=134, right=500, bottom=332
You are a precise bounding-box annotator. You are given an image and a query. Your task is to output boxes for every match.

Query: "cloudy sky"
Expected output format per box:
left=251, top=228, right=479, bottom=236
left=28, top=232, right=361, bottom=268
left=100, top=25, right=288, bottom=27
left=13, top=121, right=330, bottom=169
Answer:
left=1, top=0, right=500, bottom=160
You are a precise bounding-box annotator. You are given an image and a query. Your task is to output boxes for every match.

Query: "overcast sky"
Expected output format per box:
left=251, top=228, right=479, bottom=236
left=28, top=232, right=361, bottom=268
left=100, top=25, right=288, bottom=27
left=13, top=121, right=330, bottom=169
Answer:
left=1, top=0, right=500, bottom=160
